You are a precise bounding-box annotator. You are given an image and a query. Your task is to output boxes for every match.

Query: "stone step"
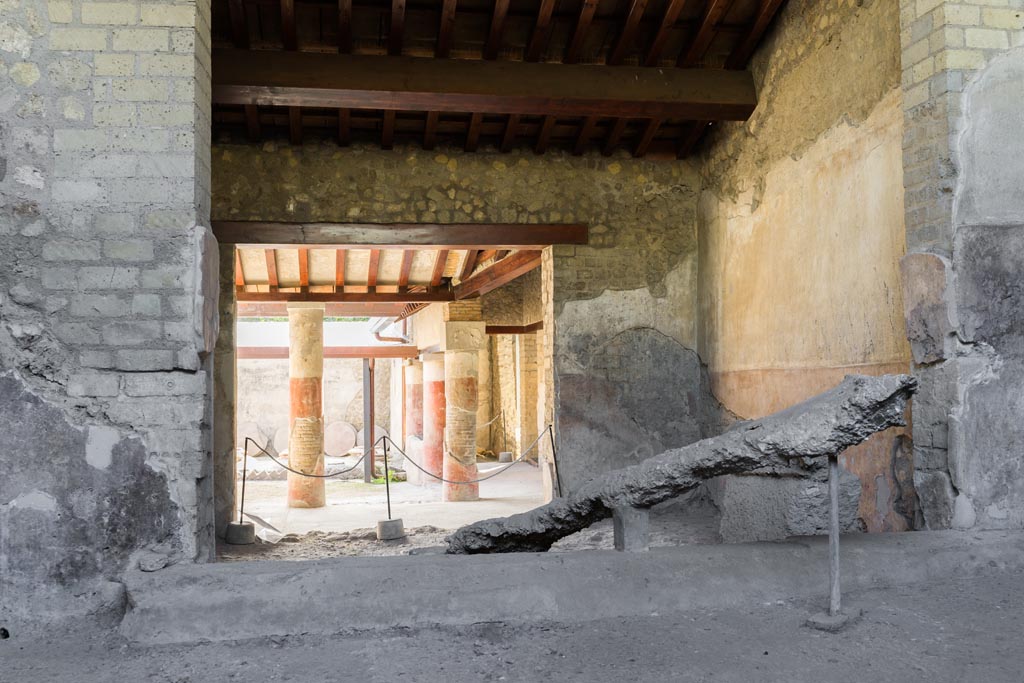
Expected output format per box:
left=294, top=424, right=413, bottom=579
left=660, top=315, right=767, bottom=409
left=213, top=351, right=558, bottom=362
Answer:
left=121, top=530, right=1024, bottom=645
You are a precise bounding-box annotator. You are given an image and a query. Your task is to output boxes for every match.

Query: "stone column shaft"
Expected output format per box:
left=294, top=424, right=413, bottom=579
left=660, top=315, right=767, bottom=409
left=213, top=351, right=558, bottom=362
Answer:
left=287, top=303, right=325, bottom=508
left=405, top=360, right=424, bottom=440
left=443, top=348, right=480, bottom=502
left=421, top=353, right=446, bottom=482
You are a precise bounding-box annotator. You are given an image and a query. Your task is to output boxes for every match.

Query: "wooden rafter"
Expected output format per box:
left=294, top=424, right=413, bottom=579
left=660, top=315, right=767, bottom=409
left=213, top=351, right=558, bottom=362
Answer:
left=465, top=113, right=483, bottom=152
left=483, top=0, right=510, bottom=60
left=565, top=0, right=599, bottom=64
left=367, top=248, right=381, bottom=287
left=645, top=0, right=688, bottom=66
left=459, top=249, right=480, bottom=281
left=288, top=106, right=302, bottom=144
left=298, top=247, right=309, bottom=287
left=574, top=116, right=598, bottom=156
left=213, top=49, right=757, bottom=122
left=234, top=249, right=246, bottom=287
left=335, top=248, right=346, bottom=288
left=602, top=118, right=628, bottom=156
left=244, top=104, right=260, bottom=141
left=382, top=109, right=396, bottom=149
left=726, top=0, right=786, bottom=69
left=454, top=250, right=541, bottom=299
left=423, top=110, right=439, bottom=150
left=534, top=116, right=555, bottom=154
left=436, top=0, right=457, bottom=58
left=237, top=290, right=454, bottom=303
left=238, top=302, right=409, bottom=317
left=608, top=0, right=649, bottom=66
left=265, top=249, right=279, bottom=287
left=677, top=119, right=711, bottom=157
left=501, top=114, right=520, bottom=152
left=214, top=222, right=590, bottom=248
left=525, top=0, right=556, bottom=62
left=430, top=249, right=449, bottom=286
left=337, top=0, right=352, bottom=53
left=337, top=108, right=351, bottom=145
left=227, top=0, right=248, bottom=48
left=634, top=118, right=662, bottom=157
left=389, top=0, right=406, bottom=56
left=678, top=0, right=733, bottom=67
left=280, top=0, right=297, bottom=50
left=398, top=250, right=414, bottom=288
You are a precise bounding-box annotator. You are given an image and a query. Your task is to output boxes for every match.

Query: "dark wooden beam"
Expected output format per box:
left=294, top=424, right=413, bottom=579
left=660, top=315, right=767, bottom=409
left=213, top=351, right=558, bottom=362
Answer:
left=234, top=249, right=246, bottom=287
left=335, top=248, right=346, bottom=288
left=601, top=117, right=628, bottom=156
left=238, top=345, right=420, bottom=360
left=244, top=104, right=260, bottom=141
left=337, top=0, right=352, bottom=52
left=608, top=0, right=649, bottom=65
left=298, top=247, right=309, bottom=287
left=382, top=109, right=395, bottom=149
left=337, top=108, right=351, bottom=145
left=454, top=250, right=542, bottom=299
left=525, top=0, right=556, bottom=62
left=280, top=0, right=297, bottom=50
left=634, top=118, right=662, bottom=157
left=288, top=106, right=302, bottom=144
left=501, top=114, right=520, bottom=152
left=212, top=49, right=757, bottom=122
left=423, top=110, right=439, bottom=149
left=485, top=321, right=544, bottom=335
left=459, top=249, right=480, bottom=281
left=534, top=116, right=555, bottom=154
left=237, top=290, right=454, bottom=303
left=726, top=0, right=786, bottom=69
left=465, top=112, right=483, bottom=152
left=676, top=119, right=710, bottom=157
left=678, top=0, right=732, bottom=67
left=237, top=301, right=409, bottom=317
left=565, top=0, right=599, bottom=64
left=216, top=222, right=590, bottom=248
left=483, top=0, right=510, bottom=60
left=367, top=248, right=381, bottom=287
left=227, top=0, right=248, bottom=48
left=389, top=0, right=405, bottom=56
left=645, top=0, right=687, bottom=66
left=436, top=0, right=457, bottom=57
left=430, top=249, right=449, bottom=286
left=574, top=116, right=598, bottom=156
left=265, top=249, right=279, bottom=287
left=398, top=250, right=414, bottom=288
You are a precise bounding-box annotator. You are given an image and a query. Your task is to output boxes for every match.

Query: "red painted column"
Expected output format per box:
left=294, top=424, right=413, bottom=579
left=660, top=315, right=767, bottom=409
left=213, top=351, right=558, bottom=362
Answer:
left=443, top=348, right=480, bottom=502
left=421, top=353, right=445, bottom=482
left=404, top=359, right=424, bottom=440
left=287, top=303, right=325, bottom=508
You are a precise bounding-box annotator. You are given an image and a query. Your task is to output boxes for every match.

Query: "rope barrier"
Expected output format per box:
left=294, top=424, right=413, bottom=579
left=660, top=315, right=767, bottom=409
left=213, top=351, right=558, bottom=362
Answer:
left=243, top=437, right=368, bottom=479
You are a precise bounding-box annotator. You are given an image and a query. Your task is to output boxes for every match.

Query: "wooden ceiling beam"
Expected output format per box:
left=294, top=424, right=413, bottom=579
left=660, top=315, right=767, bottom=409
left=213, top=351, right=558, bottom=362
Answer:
left=367, top=248, right=381, bottom=287
left=483, top=0, right=510, bottom=60
left=217, top=222, right=590, bottom=248
left=607, top=0, right=649, bottom=66
left=237, top=290, right=454, bottom=303
left=465, top=112, right=482, bottom=152
left=500, top=114, right=520, bottom=152
left=382, top=109, right=396, bottom=149
left=265, top=249, right=279, bottom=287
left=398, top=250, right=414, bottom=288
left=645, top=0, right=688, bottom=66
left=337, top=108, right=351, bottom=145
left=423, top=110, right=439, bottom=149
left=574, top=116, right=598, bottom=156
left=335, top=248, right=346, bottom=288
left=485, top=322, right=544, bottom=335
left=212, top=49, right=757, bottom=121
left=436, top=0, right=457, bottom=57
left=280, top=0, right=297, bottom=50
left=524, top=0, right=556, bottom=62
left=389, top=0, right=406, bottom=56
left=459, top=249, right=480, bottom=281
left=678, top=0, right=733, bottom=67
left=238, top=301, right=410, bottom=317
left=227, top=0, right=248, bottom=48
left=244, top=104, right=260, bottom=141
left=634, top=118, right=662, bottom=157
left=288, top=106, right=302, bottom=144
left=337, top=0, right=352, bottom=53
left=726, top=0, right=786, bottom=69
left=234, top=249, right=246, bottom=287
left=454, top=250, right=542, bottom=299
left=677, top=119, right=711, bottom=157
left=430, top=249, right=449, bottom=286
left=601, top=117, right=628, bottom=156
left=298, top=247, right=309, bottom=287
left=565, top=0, right=599, bottom=64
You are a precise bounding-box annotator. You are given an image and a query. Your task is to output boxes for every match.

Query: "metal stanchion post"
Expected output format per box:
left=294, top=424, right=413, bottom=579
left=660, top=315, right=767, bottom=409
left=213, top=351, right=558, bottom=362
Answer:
left=376, top=437, right=405, bottom=541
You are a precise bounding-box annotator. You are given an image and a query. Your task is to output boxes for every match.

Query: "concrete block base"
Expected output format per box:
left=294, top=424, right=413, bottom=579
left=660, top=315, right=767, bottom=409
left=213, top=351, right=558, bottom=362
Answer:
left=805, top=608, right=863, bottom=632
left=613, top=506, right=650, bottom=552
left=224, top=522, right=255, bottom=545
left=376, top=518, right=406, bottom=541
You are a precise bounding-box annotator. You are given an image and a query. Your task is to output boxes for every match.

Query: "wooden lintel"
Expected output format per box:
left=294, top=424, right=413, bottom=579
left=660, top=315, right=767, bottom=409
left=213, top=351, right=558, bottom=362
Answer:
left=485, top=321, right=544, bottom=335
left=212, top=49, right=757, bottom=122
left=454, top=250, right=542, bottom=299
left=214, top=222, right=588, bottom=248
left=237, top=301, right=408, bottom=317
left=236, top=290, right=453, bottom=303
left=237, top=345, right=420, bottom=360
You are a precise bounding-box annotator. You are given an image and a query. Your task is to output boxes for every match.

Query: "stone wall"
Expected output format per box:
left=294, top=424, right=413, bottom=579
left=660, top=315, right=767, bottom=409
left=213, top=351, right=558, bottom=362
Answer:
left=0, top=0, right=213, bottom=627
left=897, top=0, right=1024, bottom=529
left=696, top=0, right=915, bottom=539
left=212, top=143, right=708, bottom=493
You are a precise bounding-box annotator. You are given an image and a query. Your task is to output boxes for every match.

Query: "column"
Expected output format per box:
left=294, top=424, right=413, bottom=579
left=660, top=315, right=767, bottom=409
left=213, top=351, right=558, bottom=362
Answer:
left=404, top=360, right=424, bottom=440
left=443, top=348, right=480, bottom=502
left=421, top=352, right=446, bottom=482
left=287, top=303, right=325, bottom=508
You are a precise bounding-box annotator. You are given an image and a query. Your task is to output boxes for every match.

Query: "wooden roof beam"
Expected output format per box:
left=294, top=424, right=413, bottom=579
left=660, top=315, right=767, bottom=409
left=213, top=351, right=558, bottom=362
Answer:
left=678, top=0, right=733, bottom=67
left=237, top=290, right=454, bottom=303
left=459, top=249, right=480, bottom=281
left=389, top=0, right=405, bottom=56
left=367, top=248, right=381, bottom=287
left=212, top=49, right=757, bottom=121
left=436, top=0, right=457, bottom=58
left=280, top=0, right=297, bottom=50
left=398, top=250, right=414, bottom=288
left=483, top=0, right=510, bottom=60
left=726, top=0, right=786, bottom=69
left=565, top=0, right=599, bottom=64
left=430, top=249, right=449, bottom=286
left=215, top=222, right=589, bottom=248
left=645, top=0, right=687, bottom=66
left=227, top=0, right=248, bottom=48
left=607, top=0, right=649, bottom=66
left=454, top=250, right=542, bottom=299
left=525, top=0, right=556, bottom=62
left=265, top=249, right=279, bottom=287
left=501, top=114, right=520, bottom=152
left=335, top=248, right=346, bottom=288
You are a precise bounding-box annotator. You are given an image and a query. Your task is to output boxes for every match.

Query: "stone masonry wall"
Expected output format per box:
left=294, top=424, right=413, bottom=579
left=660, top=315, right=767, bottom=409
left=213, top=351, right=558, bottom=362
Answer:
left=898, top=0, right=1024, bottom=529
left=0, top=0, right=214, bottom=628
left=212, top=142, right=709, bottom=493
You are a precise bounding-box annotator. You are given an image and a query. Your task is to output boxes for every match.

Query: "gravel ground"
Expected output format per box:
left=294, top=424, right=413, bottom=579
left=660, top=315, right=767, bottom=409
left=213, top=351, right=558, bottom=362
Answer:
left=5, top=570, right=1023, bottom=682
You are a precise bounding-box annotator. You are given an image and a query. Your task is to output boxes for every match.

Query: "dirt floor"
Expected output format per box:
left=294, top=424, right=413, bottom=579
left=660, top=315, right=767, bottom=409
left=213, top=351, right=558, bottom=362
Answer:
left=5, top=570, right=1023, bottom=682
left=218, top=497, right=721, bottom=560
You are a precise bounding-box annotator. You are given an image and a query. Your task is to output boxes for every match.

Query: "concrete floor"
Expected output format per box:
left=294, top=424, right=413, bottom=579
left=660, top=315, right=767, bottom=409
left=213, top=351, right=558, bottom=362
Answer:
left=240, top=462, right=546, bottom=534
left=6, top=570, right=1024, bottom=682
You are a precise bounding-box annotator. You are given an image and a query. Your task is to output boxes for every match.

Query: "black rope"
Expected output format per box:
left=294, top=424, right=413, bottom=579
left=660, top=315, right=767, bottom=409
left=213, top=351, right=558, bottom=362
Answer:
left=243, top=437, right=369, bottom=479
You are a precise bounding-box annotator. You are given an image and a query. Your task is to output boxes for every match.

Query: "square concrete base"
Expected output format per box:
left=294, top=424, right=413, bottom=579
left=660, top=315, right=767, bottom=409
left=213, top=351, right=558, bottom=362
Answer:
left=377, top=518, right=406, bottom=541
left=805, top=608, right=863, bottom=632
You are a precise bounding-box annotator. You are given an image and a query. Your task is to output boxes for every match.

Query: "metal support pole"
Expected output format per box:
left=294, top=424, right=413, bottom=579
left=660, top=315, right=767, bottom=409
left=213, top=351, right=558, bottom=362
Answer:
left=383, top=438, right=392, bottom=520
left=363, top=358, right=376, bottom=483
left=828, top=453, right=841, bottom=616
